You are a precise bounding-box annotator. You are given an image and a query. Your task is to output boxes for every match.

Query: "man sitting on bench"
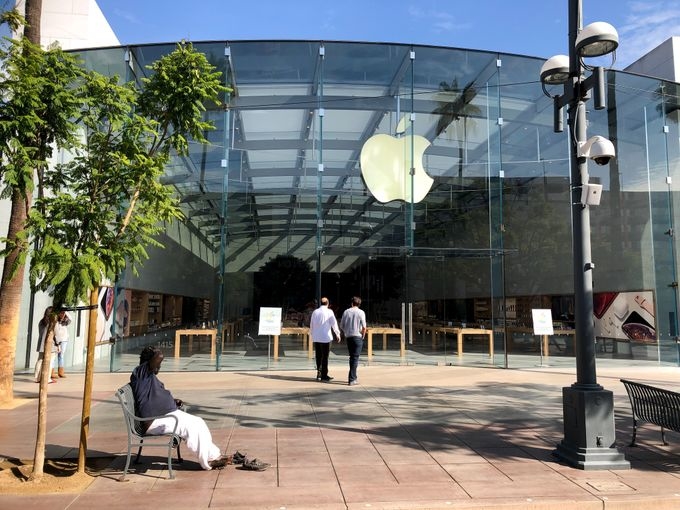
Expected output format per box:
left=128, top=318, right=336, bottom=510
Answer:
left=130, top=346, right=231, bottom=470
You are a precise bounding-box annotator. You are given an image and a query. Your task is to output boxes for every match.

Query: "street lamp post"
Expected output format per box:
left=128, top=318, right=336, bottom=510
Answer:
left=540, top=0, right=630, bottom=470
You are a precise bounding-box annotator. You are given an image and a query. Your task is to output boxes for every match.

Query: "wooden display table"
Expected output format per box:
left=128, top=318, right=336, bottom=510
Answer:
left=505, top=327, right=575, bottom=357
left=366, top=327, right=404, bottom=358
left=222, top=322, right=235, bottom=346
left=220, top=319, right=246, bottom=350
left=174, top=328, right=217, bottom=359
left=273, top=326, right=310, bottom=360
left=431, top=327, right=494, bottom=357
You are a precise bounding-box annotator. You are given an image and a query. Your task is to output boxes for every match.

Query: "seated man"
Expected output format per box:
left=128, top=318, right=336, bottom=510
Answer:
left=130, top=346, right=230, bottom=470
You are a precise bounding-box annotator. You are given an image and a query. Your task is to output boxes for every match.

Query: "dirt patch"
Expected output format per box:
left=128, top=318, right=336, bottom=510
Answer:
left=0, top=457, right=113, bottom=494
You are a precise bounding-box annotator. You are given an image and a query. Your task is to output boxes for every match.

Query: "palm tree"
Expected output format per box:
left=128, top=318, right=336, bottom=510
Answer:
left=432, top=79, right=481, bottom=181
left=0, top=0, right=44, bottom=406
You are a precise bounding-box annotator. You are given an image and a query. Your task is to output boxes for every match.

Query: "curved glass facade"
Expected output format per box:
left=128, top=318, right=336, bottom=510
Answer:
left=71, top=41, right=680, bottom=372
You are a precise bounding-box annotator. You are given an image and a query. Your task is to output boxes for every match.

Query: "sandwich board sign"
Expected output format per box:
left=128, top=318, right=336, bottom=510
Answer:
left=258, top=307, right=282, bottom=336
left=531, top=309, right=554, bottom=335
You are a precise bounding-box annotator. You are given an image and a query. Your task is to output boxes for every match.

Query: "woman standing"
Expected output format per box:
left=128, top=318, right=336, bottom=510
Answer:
left=34, top=307, right=58, bottom=384
left=54, top=310, right=71, bottom=377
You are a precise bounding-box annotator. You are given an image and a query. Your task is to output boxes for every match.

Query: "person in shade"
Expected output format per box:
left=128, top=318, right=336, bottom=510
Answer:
left=34, top=307, right=59, bottom=384
left=309, top=297, right=341, bottom=382
left=54, top=310, right=71, bottom=377
left=339, top=296, right=367, bottom=386
left=130, top=346, right=231, bottom=470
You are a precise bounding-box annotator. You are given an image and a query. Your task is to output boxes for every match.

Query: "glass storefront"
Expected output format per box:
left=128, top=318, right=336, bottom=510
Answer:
left=67, top=40, right=680, bottom=373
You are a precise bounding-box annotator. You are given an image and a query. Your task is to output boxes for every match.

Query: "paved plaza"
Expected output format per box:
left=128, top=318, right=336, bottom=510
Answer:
left=3, top=363, right=680, bottom=509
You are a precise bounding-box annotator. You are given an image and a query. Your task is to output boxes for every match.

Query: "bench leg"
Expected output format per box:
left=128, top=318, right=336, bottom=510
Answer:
left=168, top=436, right=184, bottom=480
left=166, top=435, right=183, bottom=479
left=128, top=436, right=182, bottom=480
left=135, top=443, right=144, bottom=464
left=119, top=450, right=133, bottom=482
left=167, top=448, right=174, bottom=479
left=630, top=418, right=638, bottom=447
left=662, top=427, right=668, bottom=446
left=175, top=437, right=183, bottom=463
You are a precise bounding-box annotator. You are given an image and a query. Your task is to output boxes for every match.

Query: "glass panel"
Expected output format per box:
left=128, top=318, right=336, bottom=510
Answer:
left=64, top=42, right=679, bottom=373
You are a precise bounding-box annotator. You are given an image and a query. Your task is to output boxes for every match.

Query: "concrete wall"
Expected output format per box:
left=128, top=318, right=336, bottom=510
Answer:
left=625, top=36, right=680, bottom=82
left=14, top=0, right=119, bottom=50
left=121, top=230, right=217, bottom=300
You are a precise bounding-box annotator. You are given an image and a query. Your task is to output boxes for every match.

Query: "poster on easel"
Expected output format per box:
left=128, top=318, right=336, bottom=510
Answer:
left=258, top=307, right=282, bottom=336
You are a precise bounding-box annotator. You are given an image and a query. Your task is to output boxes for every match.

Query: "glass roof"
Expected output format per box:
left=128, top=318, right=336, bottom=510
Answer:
left=71, top=40, right=670, bottom=273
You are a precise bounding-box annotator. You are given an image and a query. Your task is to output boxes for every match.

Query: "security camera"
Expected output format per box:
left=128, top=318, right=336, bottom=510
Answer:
left=578, top=135, right=615, bottom=166
left=592, top=155, right=613, bottom=165
left=589, top=137, right=615, bottom=165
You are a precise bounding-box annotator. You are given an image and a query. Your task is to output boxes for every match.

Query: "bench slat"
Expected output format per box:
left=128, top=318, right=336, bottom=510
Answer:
left=621, top=379, right=680, bottom=446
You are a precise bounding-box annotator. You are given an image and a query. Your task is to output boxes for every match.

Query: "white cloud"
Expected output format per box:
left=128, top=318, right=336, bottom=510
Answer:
left=407, top=5, right=470, bottom=34
left=112, top=8, right=142, bottom=26
left=617, top=1, right=680, bottom=66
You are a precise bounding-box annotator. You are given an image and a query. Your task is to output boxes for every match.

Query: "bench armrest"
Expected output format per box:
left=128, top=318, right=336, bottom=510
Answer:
left=122, top=406, right=180, bottom=436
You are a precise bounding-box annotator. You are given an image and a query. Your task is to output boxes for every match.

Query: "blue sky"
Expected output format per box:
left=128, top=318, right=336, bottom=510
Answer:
left=94, top=0, right=680, bottom=69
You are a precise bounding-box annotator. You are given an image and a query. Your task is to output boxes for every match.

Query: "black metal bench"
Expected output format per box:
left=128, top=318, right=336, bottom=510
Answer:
left=620, top=378, right=680, bottom=446
left=115, top=383, right=183, bottom=481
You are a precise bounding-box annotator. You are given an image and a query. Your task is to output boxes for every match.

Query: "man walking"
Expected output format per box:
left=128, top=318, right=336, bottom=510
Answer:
left=309, top=297, right=341, bottom=382
left=339, top=296, right=367, bottom=386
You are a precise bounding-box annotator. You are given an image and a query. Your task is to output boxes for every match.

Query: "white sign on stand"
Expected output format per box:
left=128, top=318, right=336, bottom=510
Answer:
left=258, top=307, right=282, bottom=336
left=531, top=309, right=554, bottom=335
left=532, top=309, right=554, bottom=366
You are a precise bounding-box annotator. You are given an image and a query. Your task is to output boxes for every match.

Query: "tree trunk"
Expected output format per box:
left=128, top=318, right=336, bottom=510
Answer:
left=0, top=191, right=30, bottom=405
left=78, top=289, right=99, bottom=473
left=30, top=315, right=54, bottom=481
left=0, top=0, right=42, bottom=405
left=24, top=0, right=46, bottom=480
left=24, top=0, right=42, bottom=43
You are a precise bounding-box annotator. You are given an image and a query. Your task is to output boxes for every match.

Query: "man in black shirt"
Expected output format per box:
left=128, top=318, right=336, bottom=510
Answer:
left=130, top=347, right=230, bottom=470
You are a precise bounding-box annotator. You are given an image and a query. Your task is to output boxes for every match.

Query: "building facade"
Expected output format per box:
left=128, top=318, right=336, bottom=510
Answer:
left=4, top=4, right=680, bottom=373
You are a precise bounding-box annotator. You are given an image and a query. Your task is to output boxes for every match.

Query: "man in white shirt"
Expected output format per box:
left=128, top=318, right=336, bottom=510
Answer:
left=309, top=297, right=341, bottom=382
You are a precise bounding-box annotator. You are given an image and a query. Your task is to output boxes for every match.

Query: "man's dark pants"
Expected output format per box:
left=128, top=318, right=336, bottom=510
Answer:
left=314, top=342, right=331, bottom=378
left=346, top=336, right=363, bottom=383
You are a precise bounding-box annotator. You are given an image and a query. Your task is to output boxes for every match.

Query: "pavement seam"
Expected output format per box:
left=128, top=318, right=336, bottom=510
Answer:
left=309, top=387, right=350, bottom=509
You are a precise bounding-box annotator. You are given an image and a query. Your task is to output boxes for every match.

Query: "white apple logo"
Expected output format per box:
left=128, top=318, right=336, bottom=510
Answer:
left=360, top=116, right=433, bottom=203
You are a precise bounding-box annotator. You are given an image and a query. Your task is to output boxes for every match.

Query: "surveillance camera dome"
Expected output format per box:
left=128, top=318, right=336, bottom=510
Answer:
left=580, top=135, right=615, bottom=166
left=593, top=155, right=612, bottom=166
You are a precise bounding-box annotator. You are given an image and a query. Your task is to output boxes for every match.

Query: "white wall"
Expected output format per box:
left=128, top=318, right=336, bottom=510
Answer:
left=14, top=0, right=119, bottom=50
left=625, top=36, right=680, bottom=82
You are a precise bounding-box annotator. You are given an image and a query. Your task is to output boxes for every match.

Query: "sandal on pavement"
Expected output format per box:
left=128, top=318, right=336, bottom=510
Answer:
left=232, top=451, right=247, bottom=464
left=209, top=455, right=232, bottom=470
left=241, top=458, right=270, bottom=471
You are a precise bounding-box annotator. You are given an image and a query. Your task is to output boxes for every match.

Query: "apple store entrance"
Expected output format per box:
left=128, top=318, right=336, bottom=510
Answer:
left=312, top=248, right=507, bottom=370
left=93, top=40, right=675, bottom=375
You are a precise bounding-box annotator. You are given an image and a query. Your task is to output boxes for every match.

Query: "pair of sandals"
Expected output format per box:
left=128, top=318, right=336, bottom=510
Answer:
left=210, top=451, right=270, bottom=471
left=209, top=450, right=241, bottom=469
left=233, top=451, right=270, bottom=471
left=240, top=457, right=270, bottom=471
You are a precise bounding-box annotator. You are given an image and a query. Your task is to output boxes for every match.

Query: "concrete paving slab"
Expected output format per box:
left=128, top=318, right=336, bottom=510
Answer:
left=3, top=364, right=680, bottom=509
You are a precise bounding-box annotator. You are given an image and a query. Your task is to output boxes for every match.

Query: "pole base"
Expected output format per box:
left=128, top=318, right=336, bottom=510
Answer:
left=553, top=386, right=630, bottom=470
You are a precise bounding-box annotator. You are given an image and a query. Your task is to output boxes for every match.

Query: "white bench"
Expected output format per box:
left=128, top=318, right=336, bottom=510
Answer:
left=115, top=383, right=183, bottom=481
